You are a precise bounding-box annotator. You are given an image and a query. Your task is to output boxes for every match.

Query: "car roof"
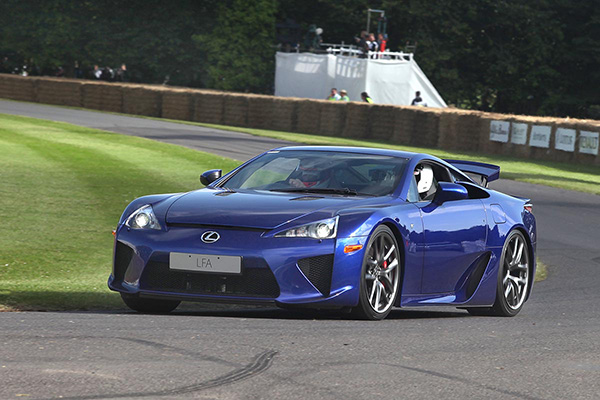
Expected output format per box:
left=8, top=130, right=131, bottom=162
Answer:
left=274, top=145, right=424, bottom=160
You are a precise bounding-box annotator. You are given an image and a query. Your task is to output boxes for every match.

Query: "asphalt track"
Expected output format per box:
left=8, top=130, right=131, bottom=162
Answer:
left=1, top=99, right=599, bottom=399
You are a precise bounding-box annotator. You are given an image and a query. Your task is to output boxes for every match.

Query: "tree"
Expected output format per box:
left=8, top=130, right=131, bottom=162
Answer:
left=194, top=0, right=276, bottom=93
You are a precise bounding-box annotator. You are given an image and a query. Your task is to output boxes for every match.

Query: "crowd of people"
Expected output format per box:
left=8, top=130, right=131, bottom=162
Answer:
left=354, top=31, right=388, bottom=58
left=327, top=88, right=426, bottom=106
left=0, top=55, right=128, bottom=82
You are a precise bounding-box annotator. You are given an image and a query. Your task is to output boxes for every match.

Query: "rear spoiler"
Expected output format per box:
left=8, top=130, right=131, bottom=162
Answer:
left=444, top=159, right=500, bottom=187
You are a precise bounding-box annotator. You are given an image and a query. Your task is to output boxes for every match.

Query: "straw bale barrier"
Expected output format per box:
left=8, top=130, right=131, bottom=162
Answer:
left=0, top=75, right=598, bottom=165
left=192, top=91, right=224, bottom=124
left=82, top=82, right=123, bottom=112
left=369, top=105, right=398, bottom=142
left=222, top=94, right=248, bottom=127
left=295, top=99, right=321, bottom=134
left=343, top=102, right=370, bottom=139
left=247, top=95, right=275, bottom=130
left=122, top=86, right=162, bottom=117
left=270, top=97, right=297, bottom=132
left=162, top=90, right=193, bottom=121
left=0, top=75, right=36, bottom=102
left=319, top=101, right=346, bottom=137
left=37, top=78, right=82, bottom=107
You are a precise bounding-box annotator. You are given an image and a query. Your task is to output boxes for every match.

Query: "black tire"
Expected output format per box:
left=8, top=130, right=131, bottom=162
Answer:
left=121, top=293, right=180, bottom=314
left=467, top=230, right=531, bottom=317
left=352, top=225, right=401, bottom=320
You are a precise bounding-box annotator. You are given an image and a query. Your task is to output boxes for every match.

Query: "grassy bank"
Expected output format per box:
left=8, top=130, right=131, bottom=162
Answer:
left=0, top=113, right=238, bottom=310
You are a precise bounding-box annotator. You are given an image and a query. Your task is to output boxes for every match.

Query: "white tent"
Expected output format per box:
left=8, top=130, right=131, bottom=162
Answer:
left=275, top=52, right=447, bottom=108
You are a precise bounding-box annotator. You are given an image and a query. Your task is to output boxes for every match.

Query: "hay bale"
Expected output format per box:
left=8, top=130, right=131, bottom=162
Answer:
left=122, top=86, right=162, bottom=117
left=162, top=90, right=192, bottom=121
left=0, top=75, right=37, bottom=102
left=391, top=107, right=416, bottom=145
left=400, top=108, right=440, bottom=148
left=247, top=95, right=274, bottom=130
left=193, top=91, right=224, bottom=124
left=369, top=105, right=397, bottom=142
left=37, top=78, right=83, bottom=107
left=270, top=97, right=297, bottom=132
left=319, top=101, right=346, bottom=137
left=343, top=102, right=370, bottom=139
left=81, top=82, right=123, bottom=112
left=295, top=99, right=321, bottom=134
left=222, top=94, right=248, bottom=127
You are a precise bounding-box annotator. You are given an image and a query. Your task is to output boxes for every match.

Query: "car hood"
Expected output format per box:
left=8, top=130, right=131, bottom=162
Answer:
left=165, top=189, right=379, bottom=229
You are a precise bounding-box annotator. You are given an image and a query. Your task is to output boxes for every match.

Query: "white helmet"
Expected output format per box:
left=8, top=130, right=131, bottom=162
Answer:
left=417, top=165, right=434, bottom=194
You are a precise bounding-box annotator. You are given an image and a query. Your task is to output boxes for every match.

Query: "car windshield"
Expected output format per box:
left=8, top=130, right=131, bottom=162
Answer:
left=220, top=150, right=408, bottom=197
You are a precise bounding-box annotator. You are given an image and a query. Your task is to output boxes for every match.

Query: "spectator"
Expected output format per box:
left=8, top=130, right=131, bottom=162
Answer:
left=115, top=64, right=127, bottom=82
left=0, top=56, right=10, bottom=73
left=361, top=92, right=373, bottom=103
left=74, top=61, right=83, bottom=79
left=340, top=89, right=350, bottom=101
left=355, top=31, right=369, bottom=58
left=368, top=33, right=378, bottom=53
left=100, top=66, right=113, bottom=81
left=93, top=65, right=102, bottom=79
left=55, top=66, right=65, bottom=77
left=411, top=91, right=428, bottom=106
left=327, top=88, right=341, bottom=101
left=378, top=33, right=387, bottom=53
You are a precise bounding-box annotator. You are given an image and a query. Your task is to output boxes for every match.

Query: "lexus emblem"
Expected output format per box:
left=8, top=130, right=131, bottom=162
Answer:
left=201, top=231, right=220, bottom=244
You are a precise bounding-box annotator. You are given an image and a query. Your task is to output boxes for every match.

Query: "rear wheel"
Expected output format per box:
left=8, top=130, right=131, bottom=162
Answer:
left=352, top=225, right=401, bottom=320
left=121, top=293, right=180, bottom=314
left=467, top=230, right=530, bottom=317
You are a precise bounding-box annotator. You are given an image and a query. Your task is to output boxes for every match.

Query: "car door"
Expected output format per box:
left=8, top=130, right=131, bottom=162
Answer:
left=412, top=162, right=488, bottom=294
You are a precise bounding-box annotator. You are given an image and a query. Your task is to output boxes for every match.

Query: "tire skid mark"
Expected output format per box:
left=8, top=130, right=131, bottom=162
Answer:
left=115, top=337, right=239, bottom=367
left=282, top=360, right=544, bottom=400
left=50, top=350, right=277, bottom=399
left=3, top=334, right=239, bottom=367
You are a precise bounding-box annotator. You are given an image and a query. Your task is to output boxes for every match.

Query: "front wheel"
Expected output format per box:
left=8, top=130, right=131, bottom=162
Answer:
left=121, top=293, right=181, bottom=314
left=352, top=225, right=401, bottom=320
left=467, top=230, right=531, bottom=317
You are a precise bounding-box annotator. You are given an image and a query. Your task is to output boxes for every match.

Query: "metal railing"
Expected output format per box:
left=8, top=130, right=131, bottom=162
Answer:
left=325, top=46, right=413, bottom=61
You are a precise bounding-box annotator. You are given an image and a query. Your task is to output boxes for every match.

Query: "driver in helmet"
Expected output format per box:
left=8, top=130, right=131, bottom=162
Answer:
left=288, top=158, right=331, bottom=188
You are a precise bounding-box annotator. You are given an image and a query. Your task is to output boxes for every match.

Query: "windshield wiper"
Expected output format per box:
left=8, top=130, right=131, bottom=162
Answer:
left=270, top=188, right=373, bottom=196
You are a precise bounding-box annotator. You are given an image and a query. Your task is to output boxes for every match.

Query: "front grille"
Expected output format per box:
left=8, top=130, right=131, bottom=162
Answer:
left=297, top=254, right=334, bottom=296
left=113, top=241, right=134, bottom=281
left=140, top=258, right=280, bottom=298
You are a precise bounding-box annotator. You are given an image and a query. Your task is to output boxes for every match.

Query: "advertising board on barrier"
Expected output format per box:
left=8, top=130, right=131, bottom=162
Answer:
left=555, top=128, right=576, bottom=152
left=579, top=131, right=599, bottom=155
left=511, top=123, right=528, bottom=145
left=529, top=125, right=551, bottom=148
left=490, top=120, right=510, bottom=143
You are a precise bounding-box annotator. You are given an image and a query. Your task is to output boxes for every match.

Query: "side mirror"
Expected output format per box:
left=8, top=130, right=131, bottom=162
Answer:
left=200, top=169, right=222, bottom=186
left=434, top=182, right=468, bottom=204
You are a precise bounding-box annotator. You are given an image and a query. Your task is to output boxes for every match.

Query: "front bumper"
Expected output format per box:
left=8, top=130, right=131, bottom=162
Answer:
left=108, top=224, right=368, bottom=308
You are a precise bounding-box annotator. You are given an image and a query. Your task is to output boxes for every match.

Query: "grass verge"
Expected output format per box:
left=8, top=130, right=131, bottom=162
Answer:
left=0, top=113, right=238, bottom=310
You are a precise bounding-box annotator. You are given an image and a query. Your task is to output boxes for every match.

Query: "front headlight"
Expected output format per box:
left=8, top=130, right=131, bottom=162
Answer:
left=275, top=216, right=338, bottom=239
left=124, top=205, right=161, bottom=230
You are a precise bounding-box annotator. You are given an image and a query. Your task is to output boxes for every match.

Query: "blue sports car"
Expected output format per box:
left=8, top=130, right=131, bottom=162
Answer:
left=109, top=146, right=536, bottom=320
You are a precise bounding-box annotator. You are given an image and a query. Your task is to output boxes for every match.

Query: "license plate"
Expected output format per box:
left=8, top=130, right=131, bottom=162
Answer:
left=169, top=252, right=242, bottom=275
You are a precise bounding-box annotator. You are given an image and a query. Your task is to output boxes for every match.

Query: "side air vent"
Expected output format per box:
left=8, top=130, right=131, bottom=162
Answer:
left=297, top=254, right=334, bottom=297
left=466, top=252, right=492, bottom=299
left=113, top=241, right=134, bottom=282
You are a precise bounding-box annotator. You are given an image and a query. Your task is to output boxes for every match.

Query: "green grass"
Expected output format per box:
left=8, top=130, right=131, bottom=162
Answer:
left=184, top=122, right=600, bottom=195
left=0, top=113, right=238, bottom=310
